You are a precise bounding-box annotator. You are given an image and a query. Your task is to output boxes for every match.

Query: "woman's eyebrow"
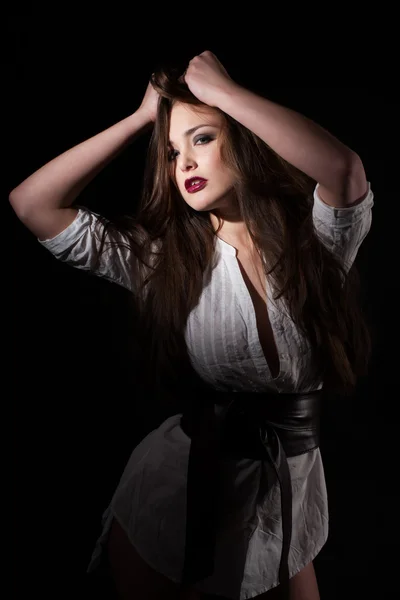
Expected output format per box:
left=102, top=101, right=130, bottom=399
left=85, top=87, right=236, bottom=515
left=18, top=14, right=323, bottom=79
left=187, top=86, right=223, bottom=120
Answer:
left=169, top=123, right=218, bottom=145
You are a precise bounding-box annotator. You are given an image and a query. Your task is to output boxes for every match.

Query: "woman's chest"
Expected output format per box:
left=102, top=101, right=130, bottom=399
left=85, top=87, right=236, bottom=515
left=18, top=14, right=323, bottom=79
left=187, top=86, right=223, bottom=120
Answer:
left=236, top=249, right=280, bottom=378
left=185, top=246, right=317, bottom=390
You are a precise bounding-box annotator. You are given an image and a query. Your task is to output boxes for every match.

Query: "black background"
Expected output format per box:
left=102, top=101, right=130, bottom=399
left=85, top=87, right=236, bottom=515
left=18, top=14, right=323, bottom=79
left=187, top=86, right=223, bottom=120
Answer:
left=8, top=8, right=398, bottom=600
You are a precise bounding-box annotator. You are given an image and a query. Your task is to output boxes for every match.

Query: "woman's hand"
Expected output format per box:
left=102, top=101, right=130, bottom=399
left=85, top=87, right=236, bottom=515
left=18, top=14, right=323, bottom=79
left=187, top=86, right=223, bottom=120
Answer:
left=183, top=50, right=237, bottom=107
left=138, top=79, right=160, bottom=123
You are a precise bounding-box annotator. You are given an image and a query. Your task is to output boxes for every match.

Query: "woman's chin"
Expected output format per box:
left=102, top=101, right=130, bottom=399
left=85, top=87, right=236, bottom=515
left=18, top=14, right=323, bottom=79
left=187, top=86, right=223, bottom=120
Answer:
left=186, top=196, right=216, bottom=212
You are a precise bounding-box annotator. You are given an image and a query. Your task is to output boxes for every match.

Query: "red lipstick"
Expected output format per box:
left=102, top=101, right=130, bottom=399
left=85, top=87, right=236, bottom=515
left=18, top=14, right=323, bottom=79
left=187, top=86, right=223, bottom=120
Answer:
left=185, top=177, right=208, bottom=193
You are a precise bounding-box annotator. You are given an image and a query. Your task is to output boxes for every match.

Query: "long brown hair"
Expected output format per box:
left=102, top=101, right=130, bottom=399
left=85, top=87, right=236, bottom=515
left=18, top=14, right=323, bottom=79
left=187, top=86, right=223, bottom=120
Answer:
left=92, top=66, right=373, bottom=400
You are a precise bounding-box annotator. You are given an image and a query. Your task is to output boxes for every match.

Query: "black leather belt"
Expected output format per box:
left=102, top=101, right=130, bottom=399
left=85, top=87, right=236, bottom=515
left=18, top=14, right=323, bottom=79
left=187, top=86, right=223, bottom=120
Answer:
left=179, top=390, right=322, bottom=599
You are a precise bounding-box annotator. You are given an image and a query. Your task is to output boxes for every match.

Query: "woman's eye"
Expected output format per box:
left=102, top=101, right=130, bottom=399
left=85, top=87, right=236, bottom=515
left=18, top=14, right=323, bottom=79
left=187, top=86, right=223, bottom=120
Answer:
left=167, top=135, right=213, bottom=161
left=195, top=135, right=212, bottom=145
left=168, top=149, right=178, bottom=162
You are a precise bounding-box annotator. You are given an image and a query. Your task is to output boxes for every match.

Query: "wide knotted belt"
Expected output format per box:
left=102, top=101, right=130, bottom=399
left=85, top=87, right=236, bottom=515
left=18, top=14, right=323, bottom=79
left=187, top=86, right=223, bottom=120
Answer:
left=179, top=389, right=322, bottom=599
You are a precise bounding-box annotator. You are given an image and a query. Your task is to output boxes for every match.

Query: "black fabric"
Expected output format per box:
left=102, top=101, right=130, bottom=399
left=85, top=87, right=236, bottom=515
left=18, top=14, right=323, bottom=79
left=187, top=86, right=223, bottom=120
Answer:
left=179, top=389, right=322, bottom=599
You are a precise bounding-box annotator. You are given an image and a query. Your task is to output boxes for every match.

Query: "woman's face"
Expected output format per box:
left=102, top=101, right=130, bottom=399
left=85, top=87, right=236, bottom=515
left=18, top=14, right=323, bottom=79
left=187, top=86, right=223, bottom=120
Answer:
left=168, top=102, right=236, bottom=212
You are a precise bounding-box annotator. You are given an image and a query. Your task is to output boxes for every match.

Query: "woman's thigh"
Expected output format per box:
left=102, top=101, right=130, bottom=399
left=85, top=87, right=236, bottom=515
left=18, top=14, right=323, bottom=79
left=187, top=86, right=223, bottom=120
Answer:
left=193, top=586, right=283, bottom=599
left=107, top=516, right=182, bottom=600
left=107, top=517, right=317, bottom=600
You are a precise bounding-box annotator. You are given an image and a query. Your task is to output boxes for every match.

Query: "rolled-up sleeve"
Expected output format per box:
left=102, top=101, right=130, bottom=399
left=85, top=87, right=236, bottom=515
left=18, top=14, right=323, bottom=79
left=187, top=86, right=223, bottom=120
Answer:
left=37, top=206, right=140, bottom=293
left=312, top=182, right=374, bottom=273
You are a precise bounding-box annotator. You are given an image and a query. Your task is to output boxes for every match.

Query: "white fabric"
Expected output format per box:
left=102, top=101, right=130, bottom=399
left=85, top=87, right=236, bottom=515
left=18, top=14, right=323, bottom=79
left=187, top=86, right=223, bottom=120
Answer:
left=38, top=183, right=374, bottom=599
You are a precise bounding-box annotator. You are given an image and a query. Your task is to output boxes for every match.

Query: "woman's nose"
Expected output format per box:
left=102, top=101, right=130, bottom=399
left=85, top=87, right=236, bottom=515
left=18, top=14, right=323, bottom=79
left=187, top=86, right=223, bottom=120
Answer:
left=178, top=154, right=197, bottom=172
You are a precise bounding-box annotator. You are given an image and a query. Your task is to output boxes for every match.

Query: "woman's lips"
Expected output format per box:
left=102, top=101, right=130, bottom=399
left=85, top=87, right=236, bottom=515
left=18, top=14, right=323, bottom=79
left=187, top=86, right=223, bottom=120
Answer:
left=186, top=180, right=208, bottom=193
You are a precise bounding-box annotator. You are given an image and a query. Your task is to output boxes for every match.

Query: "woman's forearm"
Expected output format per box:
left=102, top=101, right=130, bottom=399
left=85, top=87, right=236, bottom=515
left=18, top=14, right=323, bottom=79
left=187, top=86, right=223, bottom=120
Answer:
left=216, top=84, right=358, bottom=189
left=9, top=108, right=152, bottom=215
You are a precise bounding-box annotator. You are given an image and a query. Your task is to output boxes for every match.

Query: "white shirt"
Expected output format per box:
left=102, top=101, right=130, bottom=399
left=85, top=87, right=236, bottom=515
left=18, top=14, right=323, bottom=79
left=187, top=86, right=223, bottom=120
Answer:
left=38, top=182, right=374, bottom=599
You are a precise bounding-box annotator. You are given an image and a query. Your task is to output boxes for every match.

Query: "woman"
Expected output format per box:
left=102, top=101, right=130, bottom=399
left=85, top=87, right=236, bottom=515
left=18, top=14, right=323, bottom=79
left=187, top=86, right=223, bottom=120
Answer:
left=9, top=51, right=374, bottom=599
